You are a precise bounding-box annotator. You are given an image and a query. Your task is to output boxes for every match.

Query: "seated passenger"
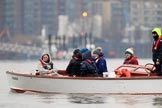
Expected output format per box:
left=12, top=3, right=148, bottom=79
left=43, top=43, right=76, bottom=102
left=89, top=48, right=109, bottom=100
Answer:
left=123, top=48, right=139, bottom=65
left=80, top=50, right=98, bottom=77
left=92, top=50, right=108, bottom=76
left=95, top=46, right=105, bottom=58
left=36, top=53, right=60, bottom=76
left=66, top=49, right=82, bottom=76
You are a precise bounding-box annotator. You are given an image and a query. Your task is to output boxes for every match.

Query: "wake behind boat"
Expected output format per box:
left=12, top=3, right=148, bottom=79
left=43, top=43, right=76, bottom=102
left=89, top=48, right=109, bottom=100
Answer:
left=6, top=64, right=162, bottom=94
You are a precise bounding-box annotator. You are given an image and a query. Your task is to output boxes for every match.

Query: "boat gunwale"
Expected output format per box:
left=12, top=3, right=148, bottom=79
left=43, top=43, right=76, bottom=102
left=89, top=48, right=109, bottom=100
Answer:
left=6, top=71, right=162, bottom=80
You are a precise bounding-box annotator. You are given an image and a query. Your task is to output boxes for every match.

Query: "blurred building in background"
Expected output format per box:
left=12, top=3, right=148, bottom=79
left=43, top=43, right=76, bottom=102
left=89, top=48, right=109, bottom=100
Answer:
left=1, top=0, right=162, bottom=59
left=1, top=0, right=162, bottom=41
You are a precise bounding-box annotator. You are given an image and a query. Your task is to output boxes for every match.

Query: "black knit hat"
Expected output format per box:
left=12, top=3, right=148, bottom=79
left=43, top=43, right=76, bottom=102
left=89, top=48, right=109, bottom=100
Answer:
left=73, top=49, right=81, bottom=55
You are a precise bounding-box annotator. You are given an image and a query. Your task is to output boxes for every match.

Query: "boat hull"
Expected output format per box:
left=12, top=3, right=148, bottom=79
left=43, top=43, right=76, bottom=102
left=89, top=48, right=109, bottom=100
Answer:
left=6, top=71, right=162, bottom=94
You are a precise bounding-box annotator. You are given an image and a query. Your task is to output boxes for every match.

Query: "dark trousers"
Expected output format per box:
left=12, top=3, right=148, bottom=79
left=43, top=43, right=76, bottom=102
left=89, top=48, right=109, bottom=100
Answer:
left=155, top=64, right=162, bottom=76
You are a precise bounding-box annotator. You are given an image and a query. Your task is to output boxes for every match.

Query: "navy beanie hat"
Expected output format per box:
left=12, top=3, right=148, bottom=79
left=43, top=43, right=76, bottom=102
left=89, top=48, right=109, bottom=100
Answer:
left=81, top=48, right=88, bottom=53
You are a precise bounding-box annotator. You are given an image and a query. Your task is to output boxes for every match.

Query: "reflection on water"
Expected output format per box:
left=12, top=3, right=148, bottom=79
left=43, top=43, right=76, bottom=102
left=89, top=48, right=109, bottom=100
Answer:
left=31, top=92, right=162, bottom=107
left=2, top=89, right=162, bottom=108
left=68, top=94, right=105, bottom=104
left=37, top=94, right=56, bottom=104
left=36, top=93, right=106, bottom=104
left=116, top=95, right=139, bottom=105
left=153, top=97, right=162, bottom=106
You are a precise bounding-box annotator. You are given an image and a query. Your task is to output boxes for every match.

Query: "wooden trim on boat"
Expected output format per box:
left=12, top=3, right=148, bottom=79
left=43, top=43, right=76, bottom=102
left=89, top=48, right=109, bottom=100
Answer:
left=6, top=71, right=162, bottom=80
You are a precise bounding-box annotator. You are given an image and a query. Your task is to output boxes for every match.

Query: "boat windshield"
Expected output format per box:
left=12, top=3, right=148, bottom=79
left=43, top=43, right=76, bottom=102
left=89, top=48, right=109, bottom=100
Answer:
left=118, top=66, right=135, bottom=71
left=118, top=66, right=148, bottom=73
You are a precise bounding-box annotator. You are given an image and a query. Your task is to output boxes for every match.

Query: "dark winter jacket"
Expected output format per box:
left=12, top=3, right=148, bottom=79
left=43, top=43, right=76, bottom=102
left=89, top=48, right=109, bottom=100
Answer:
left=80, top=51, right=98, bottom=76
left=95, top=58, right=108, bottom=75
left=152, top=28, right=162, bottom=63
left=66, top=50, right=82, bottom=76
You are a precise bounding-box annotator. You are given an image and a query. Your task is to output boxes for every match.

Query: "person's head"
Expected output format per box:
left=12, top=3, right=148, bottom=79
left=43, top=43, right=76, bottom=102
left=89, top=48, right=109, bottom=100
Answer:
left=152, top=27, right=162, bottom=41
left=41, top=54, right=50, bottom=63
left=73, top=49, right=82, bottom=59
left=81, top=48, right=88, bottom=53
left=73, top=49, right=81, bottom=55
left=96, top=47, right=102, bottom=52
left=125, top=48, right=134, bottom=59
left=93, top=50, right=100, bottom=59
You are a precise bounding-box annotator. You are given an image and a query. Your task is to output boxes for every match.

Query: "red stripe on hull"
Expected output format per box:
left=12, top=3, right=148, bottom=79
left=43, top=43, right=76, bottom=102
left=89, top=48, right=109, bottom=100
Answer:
left=10, top=88, right=43, bottom=93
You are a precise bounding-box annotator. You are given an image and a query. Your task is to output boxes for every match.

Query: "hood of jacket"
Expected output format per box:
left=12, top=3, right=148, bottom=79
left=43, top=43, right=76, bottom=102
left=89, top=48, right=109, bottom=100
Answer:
left=152, top=27, right=162, bottom=37
left=40, top=53, right=52, bottom=63
left=82, top=50, right=92, bottom=60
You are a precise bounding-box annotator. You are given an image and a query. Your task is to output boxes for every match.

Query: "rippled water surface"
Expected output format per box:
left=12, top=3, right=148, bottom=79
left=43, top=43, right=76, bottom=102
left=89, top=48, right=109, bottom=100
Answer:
left=1, top=59, right=162, bottom=108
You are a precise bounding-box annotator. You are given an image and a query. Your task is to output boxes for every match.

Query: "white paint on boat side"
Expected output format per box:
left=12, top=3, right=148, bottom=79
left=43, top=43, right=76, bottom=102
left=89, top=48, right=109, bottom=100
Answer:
left=6, top=72, right=162, bottom=94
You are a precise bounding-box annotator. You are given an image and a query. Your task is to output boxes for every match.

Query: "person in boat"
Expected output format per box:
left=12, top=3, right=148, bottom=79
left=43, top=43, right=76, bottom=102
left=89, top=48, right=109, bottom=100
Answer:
left=80, top=50, right=98, bottom=77
left=152, top=27, right=162, bottom=76
left=92, top=49, right=108, bottom=77
left=81, top=47, right=96, bottom=62
left=66, top=49, right=82, bottom=76
left=115, top=48, right=138, bottom=78
left=123, top=47, right=139, bottom=65
left=37, top=53, right=60, bottom=76
left=95, top=46, right=105, bottom=58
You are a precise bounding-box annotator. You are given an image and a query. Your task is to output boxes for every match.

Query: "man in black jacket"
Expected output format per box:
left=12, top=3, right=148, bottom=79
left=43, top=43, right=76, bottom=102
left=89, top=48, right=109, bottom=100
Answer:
left=152, top=27, right=162, bottom=76
left=66, top=49, right=82, bottom=76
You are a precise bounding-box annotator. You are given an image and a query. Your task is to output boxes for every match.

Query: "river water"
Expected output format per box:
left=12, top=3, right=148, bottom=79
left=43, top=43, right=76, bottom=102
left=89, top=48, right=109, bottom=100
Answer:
left=1, top=59, right=162, bottom=108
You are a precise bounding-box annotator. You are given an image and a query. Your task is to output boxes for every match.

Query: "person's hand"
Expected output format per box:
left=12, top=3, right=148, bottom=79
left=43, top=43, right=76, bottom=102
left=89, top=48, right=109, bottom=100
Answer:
left=152, top=66, right=156, bottom=71
left=156, top=61, right=160, bottom=65
left=48, top=70, right=53, bottom=74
